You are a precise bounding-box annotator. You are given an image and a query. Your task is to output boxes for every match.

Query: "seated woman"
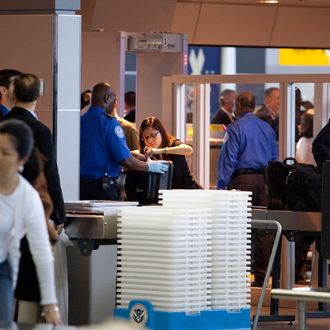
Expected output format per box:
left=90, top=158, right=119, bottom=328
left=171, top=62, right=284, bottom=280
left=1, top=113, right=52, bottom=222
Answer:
left=137, top=116, right=201, bottom=189
left=0, top=119, right=62, bottom=327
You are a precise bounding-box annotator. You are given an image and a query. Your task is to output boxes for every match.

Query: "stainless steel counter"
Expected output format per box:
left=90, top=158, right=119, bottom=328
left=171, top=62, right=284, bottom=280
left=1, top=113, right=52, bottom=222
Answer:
left=252, top=208, right=321, bottom=290
left=64, top=200, right=138, bottom=240
left=64, top=201, right=138, bottom=325
left=252, top=208, right=321, bottom=232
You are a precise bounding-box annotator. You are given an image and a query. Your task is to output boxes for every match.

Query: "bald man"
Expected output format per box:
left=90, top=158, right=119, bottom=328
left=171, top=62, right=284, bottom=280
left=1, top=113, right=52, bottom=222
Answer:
left=217, top=91, right=278, bottom=286
left=80, top=82, right=168, bottom=200
left=217, top=91, right=278, bottom=197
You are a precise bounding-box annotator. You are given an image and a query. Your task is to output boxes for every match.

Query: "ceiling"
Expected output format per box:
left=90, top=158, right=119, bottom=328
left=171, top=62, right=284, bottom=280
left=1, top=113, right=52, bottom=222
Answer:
left=176, top=0, right=330, bottom=6
left=79, top=0, right=330, bottom=47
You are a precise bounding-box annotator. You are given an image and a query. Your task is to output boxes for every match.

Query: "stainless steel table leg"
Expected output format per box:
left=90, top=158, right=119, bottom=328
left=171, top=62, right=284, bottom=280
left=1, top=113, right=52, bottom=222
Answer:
left=297, top=300, right=306, bottom=330
left=287, top=239, right=295, bottom=289
left=252, top=219, right=282, bottom=330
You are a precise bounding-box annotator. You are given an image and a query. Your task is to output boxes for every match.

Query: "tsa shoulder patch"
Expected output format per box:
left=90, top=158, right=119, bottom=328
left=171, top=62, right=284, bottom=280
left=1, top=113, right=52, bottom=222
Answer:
left=114, top=125, right=125, bottom=138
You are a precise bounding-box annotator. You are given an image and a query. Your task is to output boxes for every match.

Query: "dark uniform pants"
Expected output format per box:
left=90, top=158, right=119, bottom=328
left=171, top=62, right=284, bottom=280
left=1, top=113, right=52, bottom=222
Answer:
left=229, top=172, right=274, bottom=285
left=80, top=178, right=120, bottom=201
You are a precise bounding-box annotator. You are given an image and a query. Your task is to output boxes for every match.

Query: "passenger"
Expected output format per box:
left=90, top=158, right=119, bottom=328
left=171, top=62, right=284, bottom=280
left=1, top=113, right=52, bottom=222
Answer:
left=211, top=89, right=236, bottom=125
left=255, top=87, right=280, bottom=140
left=123, top=91, right=136, bottom=123
left=138, top=116, right=201, bottom=189
left=0, top=119, right=62, bottom=327
left=80, top=82, right=168, bottom=201
left=217, top=91, right=278, bottom=286
left=4, top=73, right=66, bottom=323
left=80, top=89, right=92, bottom=115
left=5, top=73, right=66, bottom=227
left=0, top=69, right=21, bottom=119
left=295, top=87, right=314, bottom=142
left=113, top=105, right=139, bottom=151
left=296, top=109, right=316, bottom=165
left=295, top=108, right=316, bottom=283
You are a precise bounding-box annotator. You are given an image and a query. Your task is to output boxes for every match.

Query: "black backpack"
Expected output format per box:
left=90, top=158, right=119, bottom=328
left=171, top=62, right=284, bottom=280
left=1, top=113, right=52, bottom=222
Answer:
left=285, top=163, right=322, bottom=211
left=264, top=157, right=322, bottom=211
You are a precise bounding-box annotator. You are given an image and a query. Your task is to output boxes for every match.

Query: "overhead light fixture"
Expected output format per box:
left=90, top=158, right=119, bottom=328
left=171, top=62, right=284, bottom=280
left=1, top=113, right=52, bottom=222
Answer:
left=259, top=0, right=279, bottom=3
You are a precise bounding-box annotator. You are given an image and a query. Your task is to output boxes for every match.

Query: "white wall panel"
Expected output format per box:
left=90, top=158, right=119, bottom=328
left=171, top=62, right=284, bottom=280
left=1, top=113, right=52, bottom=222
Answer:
left=56, top=14, right=81, bottom=200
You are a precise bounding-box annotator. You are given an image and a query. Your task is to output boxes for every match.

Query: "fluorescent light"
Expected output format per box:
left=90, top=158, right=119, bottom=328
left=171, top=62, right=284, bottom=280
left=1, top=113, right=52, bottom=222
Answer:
left=259, top=0, right=279, bottom=3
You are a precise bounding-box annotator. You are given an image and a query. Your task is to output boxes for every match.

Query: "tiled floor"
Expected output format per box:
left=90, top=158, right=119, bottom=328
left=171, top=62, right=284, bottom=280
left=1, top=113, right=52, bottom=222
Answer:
left=252, top=306, right=330, bottom=329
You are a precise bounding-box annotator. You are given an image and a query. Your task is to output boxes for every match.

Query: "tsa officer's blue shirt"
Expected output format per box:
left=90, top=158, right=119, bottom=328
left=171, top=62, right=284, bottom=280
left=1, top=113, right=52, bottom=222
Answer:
left=217, top=112, right=278, bottom=189
left=80, top=106, right=131, bottom=180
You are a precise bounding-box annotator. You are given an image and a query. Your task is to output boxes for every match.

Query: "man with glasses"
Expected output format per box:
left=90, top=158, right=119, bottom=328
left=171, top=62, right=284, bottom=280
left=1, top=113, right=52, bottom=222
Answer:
left=80, top=82, right=169, bottom=201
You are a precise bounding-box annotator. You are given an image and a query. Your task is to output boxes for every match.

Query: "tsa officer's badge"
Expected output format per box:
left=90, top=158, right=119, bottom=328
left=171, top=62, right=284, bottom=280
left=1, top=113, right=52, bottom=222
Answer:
left=130, top=303, right=148, bottom=327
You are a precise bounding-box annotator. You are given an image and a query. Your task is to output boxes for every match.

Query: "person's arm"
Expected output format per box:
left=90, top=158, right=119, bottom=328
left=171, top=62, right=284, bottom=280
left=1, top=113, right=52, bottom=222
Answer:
left=144, top=142, right=192, bottom=158
left=36, top=126, right=66, bottom=226
left=216, top=129, right=239, bottom=189
left=312, top=121, right=330, bottom=166
left=131, top=149, right=146, bottom=161
left=121, top=156, right=168, bottom=174
left=121, top=156, right=148, bottom=172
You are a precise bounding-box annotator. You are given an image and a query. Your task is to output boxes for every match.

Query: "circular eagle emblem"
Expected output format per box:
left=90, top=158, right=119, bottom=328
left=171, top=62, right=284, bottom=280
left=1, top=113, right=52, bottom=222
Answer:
left=114, top=125, right=125, bottom=138
left=129, top=303, right=148, bottom=327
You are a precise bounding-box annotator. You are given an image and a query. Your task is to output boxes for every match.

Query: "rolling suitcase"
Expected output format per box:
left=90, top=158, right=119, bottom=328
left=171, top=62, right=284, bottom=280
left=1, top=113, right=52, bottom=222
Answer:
left=124, top=161, right=173, bottom=205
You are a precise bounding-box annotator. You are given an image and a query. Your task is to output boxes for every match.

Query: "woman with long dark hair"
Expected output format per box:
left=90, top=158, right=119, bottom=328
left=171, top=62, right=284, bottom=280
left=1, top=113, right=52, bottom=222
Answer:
left=0, top=119, right=61, bottom=327
left=138, top=116, right=201, bottom=189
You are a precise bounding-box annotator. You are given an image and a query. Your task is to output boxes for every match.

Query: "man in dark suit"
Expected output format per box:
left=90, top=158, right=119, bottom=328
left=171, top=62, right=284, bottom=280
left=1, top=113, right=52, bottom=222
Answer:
left=4, top=73, right=66, bottom=319
left=5, top=73, right=66, bottom=226
left=211, top=89, right=236, bottom=126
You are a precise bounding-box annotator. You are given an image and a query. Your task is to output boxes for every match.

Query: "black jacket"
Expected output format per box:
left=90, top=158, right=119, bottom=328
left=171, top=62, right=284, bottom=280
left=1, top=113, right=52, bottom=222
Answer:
left=313, top=119, right=330, bottom=166
left=5, top=107, right=66, bottom=225
left=211, top=108, right=232, bottom=126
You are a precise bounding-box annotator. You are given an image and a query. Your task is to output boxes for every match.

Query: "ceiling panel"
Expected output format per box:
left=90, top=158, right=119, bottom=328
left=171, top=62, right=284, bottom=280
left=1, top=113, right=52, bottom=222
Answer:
left=171, top=3, right=200, bottom=43
left=177, top=0, right=330, bottom=7
left=80, top=0, right=176, bottom=32
left=193, top=4, right=277, bottom=45
left=271, top=6, right=330, bottom=47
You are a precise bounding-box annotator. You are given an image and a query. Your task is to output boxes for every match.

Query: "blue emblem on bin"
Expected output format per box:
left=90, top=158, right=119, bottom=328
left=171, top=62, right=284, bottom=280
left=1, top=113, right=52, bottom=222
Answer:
left=130, top=303, right=148, bottom=327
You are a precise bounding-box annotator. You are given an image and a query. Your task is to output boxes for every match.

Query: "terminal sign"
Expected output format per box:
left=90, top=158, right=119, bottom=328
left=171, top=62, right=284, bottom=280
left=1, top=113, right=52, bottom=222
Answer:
left=279, top=49, right=330, bottom=66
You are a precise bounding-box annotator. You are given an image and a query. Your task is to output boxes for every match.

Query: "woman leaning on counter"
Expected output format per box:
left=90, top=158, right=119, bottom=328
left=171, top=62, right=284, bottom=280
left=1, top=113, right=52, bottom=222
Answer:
left=137, top=116, right=201, bottom=189
left=0, top=119, right=62, bottom=327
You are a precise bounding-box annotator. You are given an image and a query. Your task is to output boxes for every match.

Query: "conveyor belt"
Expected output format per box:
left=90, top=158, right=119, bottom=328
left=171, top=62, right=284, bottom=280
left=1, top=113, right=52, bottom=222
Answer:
left=64, top=200, right=138, bottom=255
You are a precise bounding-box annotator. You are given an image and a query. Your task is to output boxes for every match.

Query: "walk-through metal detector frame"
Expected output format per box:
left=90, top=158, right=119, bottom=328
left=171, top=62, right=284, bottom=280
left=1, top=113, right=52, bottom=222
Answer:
left=162, top=74, right=330, bottom=189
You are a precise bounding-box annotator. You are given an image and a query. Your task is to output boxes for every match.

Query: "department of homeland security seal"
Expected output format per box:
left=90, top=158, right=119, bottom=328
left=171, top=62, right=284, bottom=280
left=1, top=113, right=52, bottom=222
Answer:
left=114, top=125, right=125, bottom=138
left=129, top=303, right=148, bottom=327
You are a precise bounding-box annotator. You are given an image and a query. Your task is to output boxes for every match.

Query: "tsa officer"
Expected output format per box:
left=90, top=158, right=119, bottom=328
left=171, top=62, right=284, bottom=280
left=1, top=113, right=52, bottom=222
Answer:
left=80, top=82, right=168, bottom=200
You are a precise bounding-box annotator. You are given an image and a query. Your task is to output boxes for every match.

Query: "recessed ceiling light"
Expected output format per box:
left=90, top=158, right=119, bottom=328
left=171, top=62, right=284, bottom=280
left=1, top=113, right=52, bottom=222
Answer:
left=259, top=0, right=279, bottom=3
